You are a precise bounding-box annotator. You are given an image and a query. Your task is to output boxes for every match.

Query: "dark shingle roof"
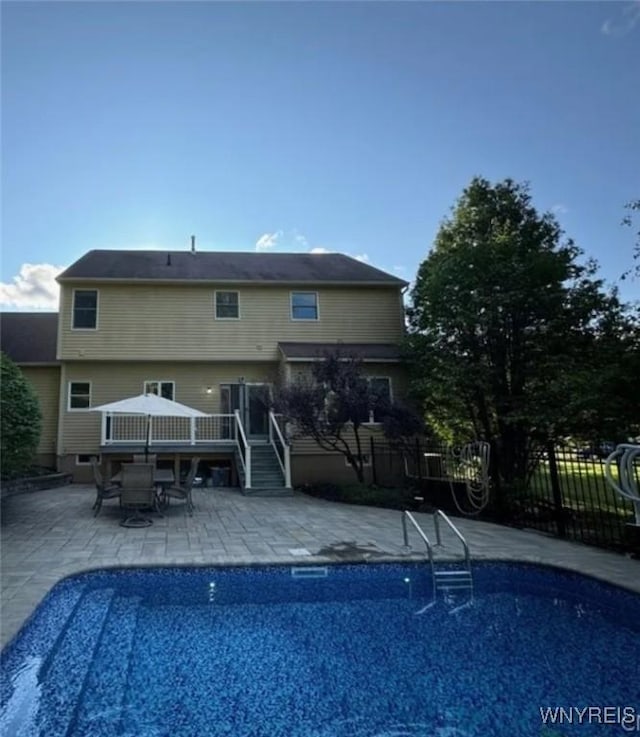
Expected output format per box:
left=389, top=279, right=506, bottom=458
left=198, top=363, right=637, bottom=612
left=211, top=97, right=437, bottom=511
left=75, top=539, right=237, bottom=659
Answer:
left=57, top=250, right=407, bottom=286
left=279, top=342, right=401, bottom=362
left=0, top=313, right=58, bottom=364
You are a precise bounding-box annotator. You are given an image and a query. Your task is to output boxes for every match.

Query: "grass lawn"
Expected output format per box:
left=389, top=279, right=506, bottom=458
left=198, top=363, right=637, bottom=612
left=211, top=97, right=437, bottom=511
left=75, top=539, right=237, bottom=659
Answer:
left=530, top=454, right=635, bottom=518
left=523, top=452, right=638, bottom=550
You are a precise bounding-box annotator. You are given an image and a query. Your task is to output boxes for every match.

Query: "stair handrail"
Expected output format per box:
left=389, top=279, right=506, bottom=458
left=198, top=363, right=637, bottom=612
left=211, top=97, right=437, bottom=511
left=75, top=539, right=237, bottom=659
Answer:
left=268, top=411, right=291, bottom=488
left=433, top=510, right=471, bottom=569
left=234, top=409, right=251, bottom=488
left=604, top=443, right=640, bottom=525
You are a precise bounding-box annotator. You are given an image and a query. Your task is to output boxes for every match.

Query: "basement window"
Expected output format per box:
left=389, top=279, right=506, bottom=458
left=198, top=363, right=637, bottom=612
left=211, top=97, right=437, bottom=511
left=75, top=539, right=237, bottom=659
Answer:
left=344, top=454, right=371, bottom=468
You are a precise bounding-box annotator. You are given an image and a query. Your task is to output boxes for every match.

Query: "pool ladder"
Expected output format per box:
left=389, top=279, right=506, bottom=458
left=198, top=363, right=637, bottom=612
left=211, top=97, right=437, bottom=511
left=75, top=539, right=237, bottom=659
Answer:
left=402, top=509, right=474, bottom=609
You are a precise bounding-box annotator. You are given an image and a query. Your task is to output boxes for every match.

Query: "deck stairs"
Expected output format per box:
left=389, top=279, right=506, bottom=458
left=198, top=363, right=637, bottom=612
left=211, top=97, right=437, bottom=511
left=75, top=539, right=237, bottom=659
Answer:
left=402, top=509, right=474, bottom=610
left=235, top=443, right=293, bottom=497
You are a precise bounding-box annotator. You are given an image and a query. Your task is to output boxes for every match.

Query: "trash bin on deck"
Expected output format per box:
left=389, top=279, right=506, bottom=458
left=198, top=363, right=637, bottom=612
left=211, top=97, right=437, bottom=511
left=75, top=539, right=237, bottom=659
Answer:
left=210, top=466, right=231, bottom=487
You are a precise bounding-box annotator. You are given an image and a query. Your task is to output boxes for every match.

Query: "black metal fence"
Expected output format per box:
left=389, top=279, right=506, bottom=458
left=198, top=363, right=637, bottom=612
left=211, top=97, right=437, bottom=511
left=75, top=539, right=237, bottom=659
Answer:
left=510, top=444, right=637, bottom=553
left=369, top=439, right=639, bottom=555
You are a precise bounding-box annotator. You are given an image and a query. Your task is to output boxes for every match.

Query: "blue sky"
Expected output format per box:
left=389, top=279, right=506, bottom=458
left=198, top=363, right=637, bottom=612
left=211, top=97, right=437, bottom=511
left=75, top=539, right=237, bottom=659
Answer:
left=2, top=0, right=639, bottom=310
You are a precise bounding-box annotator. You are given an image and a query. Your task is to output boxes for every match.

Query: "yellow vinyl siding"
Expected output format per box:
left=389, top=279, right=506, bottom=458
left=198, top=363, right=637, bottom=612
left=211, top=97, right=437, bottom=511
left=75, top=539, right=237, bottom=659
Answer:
left=290, top=422, right=388, bottom=456
left=58, top=284, right=404, bottom=361
left=22, top=367, right=60, bottom=456
left=59, top=361, right=279, bottom=453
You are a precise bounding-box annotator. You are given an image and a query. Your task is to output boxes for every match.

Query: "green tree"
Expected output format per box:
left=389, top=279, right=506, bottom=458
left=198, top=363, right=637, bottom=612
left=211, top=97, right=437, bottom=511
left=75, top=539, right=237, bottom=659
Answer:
left=406, top=177, right=639, bottom=493
left=1, top=352, right=42, bottom=478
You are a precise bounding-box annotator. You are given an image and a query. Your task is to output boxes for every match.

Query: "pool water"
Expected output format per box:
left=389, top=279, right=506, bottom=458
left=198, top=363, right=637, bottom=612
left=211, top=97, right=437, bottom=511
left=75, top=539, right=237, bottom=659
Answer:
left=1, top=562, right=639, bottom=737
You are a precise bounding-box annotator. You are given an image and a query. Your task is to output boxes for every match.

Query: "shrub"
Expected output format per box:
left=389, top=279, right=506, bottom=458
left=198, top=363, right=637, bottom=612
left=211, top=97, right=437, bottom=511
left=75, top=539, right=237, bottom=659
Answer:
left=1, top=352, right=42, bottom=479
left=298, top=482, right=417, bottom=510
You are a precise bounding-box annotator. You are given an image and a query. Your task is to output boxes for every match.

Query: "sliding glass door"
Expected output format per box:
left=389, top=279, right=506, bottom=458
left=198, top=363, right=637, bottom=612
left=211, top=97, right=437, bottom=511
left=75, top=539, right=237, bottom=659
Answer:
left=220, top=382, right=269, bottom=439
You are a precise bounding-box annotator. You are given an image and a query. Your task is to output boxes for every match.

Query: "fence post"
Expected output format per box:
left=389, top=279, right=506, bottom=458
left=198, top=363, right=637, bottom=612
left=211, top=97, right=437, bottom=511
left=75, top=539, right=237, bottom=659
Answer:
left=416, top=438, right=423, bottom=483
left=370, top=436, right=378, bottom=486
left=546, top=442, right=566, bottom=538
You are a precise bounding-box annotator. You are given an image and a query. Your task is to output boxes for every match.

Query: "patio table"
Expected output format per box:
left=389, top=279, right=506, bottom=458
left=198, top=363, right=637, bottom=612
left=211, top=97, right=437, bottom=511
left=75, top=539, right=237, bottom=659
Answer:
left=111, top=468, right=175, bottom=489
left=111, top=467, right=175, bottom=517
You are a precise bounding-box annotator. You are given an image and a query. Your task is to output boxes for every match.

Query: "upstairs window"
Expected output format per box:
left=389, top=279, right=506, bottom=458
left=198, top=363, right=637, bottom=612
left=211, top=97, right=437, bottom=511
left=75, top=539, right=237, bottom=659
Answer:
left=68, top=381, right=91, bottom=410
left=215, top=291, right=240, bottom=319
left=144, top=381, right=175, bottom=400
left=72, top=290, right=98, bottom=329
left=291, top=292, right=318, bottom=320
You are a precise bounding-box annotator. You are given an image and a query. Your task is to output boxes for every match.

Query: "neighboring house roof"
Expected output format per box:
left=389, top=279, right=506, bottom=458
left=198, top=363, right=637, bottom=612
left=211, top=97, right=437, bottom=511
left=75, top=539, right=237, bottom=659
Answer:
left=0, top=313, right=59, bottom=364
left=279, top=342, right=401, bottom=362
left=57, top=250, right=407, bottom=286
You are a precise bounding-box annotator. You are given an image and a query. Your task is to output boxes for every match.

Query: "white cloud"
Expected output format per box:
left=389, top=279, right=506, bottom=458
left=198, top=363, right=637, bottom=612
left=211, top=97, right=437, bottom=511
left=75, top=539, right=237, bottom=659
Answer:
left=255, top=229, right=311, bottom=252
left=354, top=253, right=370, bottom=263
left=602, top=1, right=640, bottom=36
left=0, top=263, right=63, bottom=310
left=393, top=265, right=407, bottom=273
left=551, top=203, right=568, bottom=215
left=255, top=230, right=283, bottom=251
left=310, top=247, right=332, bottom=254
left=292, top=230, right=309, bottom=248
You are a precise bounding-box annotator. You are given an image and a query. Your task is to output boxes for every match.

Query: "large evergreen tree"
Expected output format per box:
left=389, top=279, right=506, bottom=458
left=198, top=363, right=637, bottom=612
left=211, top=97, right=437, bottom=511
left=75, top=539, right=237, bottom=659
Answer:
left=406, top=177, right=639, bottom=492
left=1, top=352, right=42, bottom=478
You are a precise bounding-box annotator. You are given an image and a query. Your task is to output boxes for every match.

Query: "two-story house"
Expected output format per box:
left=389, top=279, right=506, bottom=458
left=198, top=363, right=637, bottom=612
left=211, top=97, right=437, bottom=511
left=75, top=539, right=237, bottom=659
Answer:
left=1, top=249, right=408, bottom=491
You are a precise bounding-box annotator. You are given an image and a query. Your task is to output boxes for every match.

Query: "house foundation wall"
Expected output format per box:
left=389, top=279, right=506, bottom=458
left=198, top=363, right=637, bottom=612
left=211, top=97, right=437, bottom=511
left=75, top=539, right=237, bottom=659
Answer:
left=291, top=454, right=378, bottom=487
left=291, top=443, right=407, bottom=488
left=59, top=450, right=239, bottom=485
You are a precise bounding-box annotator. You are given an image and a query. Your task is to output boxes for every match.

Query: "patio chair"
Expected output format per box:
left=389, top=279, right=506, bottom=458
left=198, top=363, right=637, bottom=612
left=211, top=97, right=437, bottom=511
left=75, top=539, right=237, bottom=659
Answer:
left=91, top=456, right=121, bottom=517
left=163, top=457, right=199, bottom=516
left=119, top=463, right=158, bottom=528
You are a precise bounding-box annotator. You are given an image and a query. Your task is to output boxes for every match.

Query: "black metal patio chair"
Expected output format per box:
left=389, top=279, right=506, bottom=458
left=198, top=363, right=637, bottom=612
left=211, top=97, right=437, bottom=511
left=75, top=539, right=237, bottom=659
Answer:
left=162, top=457, right=199, bottom=516
left=91, top=456, right=121, bottom=517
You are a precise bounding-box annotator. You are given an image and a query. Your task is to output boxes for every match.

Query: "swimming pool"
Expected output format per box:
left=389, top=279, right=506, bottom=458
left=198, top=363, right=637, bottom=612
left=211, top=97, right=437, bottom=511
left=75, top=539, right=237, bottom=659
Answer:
left=1, top=562, right=638, bottom=737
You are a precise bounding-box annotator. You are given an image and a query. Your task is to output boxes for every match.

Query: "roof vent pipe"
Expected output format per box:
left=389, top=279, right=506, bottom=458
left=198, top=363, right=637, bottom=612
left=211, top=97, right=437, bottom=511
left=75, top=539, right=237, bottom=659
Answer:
left=166, top=253, right=172, bottom=266
left=190, top=235, right=196, bottom=254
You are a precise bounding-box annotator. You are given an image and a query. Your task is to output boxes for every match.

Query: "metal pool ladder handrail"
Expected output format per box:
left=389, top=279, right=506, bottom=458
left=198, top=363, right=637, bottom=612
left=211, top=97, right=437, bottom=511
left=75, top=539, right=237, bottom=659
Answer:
left=402, top=511, right=437, bottom=603
left=402, top=511, right=435, bottom=566
left=402, top=509, right=474, bottom=608
left=433, top=509, right=471, bottom=569
left=604, top=443, right=640, bottom=526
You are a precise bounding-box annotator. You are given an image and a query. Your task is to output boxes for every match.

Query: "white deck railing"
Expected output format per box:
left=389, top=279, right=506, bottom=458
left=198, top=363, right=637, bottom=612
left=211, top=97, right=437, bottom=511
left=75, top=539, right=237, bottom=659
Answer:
left=234, top=409, right=251, bottom=488
left=101, top=414, right=237, bottom=446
